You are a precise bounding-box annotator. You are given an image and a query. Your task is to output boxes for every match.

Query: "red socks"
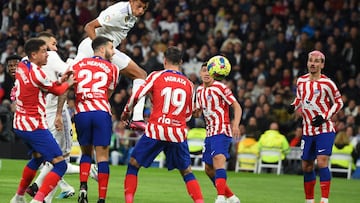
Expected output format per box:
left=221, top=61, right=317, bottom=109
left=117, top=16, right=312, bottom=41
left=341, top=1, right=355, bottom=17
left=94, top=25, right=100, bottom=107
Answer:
left=16, top=166, right=37, bottom=195
left=304, top=180, right=316, bottom=199
left=80, top=162, right=91, bottom=182
left=320, top=181, right=331, bottom=198
left=215, top=178, right=226, bottom=195
left=225, top=185, right=234, bottom=198
left=98, top=173, right=109, bottom=199
left=34, top=171, right=61, bottom=201
left=185, top=179, right=204, bottom=202
left=124, top=174, right=138, bottom=203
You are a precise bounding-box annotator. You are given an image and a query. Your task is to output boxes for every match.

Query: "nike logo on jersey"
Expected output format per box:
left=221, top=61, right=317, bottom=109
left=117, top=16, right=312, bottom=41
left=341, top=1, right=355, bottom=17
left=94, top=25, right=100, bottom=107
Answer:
left=318, top=149, right=326, bottom=153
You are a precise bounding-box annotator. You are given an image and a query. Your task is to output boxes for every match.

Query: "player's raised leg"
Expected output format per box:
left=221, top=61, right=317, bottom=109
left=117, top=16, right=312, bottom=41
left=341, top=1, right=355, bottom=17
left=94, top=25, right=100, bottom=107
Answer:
left=112, top=50, right=147, bottom=131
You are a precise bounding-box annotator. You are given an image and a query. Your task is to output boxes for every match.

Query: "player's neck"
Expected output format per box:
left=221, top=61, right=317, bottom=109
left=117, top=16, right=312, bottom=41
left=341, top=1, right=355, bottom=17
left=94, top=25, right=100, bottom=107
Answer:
left=204, top=80, right=214, bottom=87
left=29, top=60, right=43, bottom=67
left=309, top=72, right=321, bottom=80
left=165, top=65, right=180, bottom=72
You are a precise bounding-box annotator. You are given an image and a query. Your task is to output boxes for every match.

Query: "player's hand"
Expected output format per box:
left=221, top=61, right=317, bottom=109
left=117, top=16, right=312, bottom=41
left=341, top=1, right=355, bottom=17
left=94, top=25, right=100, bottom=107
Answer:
left=232, top=125, right=240, bottom=140
left=121, top=111, right=131, bottom=121
left=287, top=104, right=295, bottom=114
left=55, top=114, right=64, bottom=131
left=311, top=115, right=325, bottom=127
left=60, top=69, right=74, bottom=83
left=65, top=75, right=75, bottom=87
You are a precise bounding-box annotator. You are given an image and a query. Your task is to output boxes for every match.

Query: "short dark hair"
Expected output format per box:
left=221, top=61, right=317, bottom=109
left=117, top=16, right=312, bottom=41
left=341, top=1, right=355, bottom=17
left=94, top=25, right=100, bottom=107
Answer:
left=139, top=0, right=150, bottom=4
left=24, top=38, right=46, bottom=57
left=5, top=55, right=22, bottom=64
left=37, top=31, right=55, bottom=39
left=164, top=46, right=183, bottom=65
left=91, top=36, right=112, bottom=51
left=201, top=61, right=208, bottom=67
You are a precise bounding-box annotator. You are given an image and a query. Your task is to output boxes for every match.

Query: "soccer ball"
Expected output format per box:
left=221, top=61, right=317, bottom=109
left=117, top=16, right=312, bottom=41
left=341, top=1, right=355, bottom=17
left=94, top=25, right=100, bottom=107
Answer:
left=207, top=55, right=231, bottom=80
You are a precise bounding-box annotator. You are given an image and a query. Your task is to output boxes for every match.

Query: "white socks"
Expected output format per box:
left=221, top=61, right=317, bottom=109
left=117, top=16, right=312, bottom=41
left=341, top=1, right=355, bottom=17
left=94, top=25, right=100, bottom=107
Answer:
left=34, top=162, right=53, bottom=186
left=132, top=79, right=145, bottom=121
left=44, top=185, right=57, bottom=203
left=320, top=198, right=329, bottom=203
left=66, top=162, right=80, bottom=174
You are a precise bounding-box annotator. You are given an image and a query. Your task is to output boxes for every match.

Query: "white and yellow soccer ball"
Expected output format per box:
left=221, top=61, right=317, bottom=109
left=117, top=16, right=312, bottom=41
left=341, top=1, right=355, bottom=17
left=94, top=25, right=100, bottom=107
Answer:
left=207, top=55, right=231, bottom=80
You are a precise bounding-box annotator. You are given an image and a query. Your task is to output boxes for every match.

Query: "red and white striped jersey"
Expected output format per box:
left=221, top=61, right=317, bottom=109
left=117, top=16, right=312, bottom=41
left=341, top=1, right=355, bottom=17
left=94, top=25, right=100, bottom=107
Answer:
left=292, top=74, right=343, bottom=136
left=124, top=70, right=194, bottom=143
left=195, top=81, right=236, bottom=137
left=13, top=60, right=69, bottom=131
left=72, top=57, right=119, bottom=114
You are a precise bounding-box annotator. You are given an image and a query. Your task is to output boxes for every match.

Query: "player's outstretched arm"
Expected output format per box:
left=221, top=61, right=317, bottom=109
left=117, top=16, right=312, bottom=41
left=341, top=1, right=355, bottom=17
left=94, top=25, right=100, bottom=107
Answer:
left=84, top=19, right=102, bottom=40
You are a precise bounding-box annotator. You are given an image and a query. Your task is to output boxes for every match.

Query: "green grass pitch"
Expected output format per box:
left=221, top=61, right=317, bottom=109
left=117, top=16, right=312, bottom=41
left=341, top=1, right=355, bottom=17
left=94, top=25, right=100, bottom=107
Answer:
left=0, top=159, right=359, bottom=203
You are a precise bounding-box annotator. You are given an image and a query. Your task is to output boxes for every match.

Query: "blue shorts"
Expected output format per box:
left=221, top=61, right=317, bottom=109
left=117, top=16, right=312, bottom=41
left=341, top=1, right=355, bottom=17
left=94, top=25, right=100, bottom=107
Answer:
left=74, top=111, right=112, bottom=147
left=203, top=134, right=232, bottom=165
left=131, top=135, right=191, bottom=170
left=301, top=132, right=335, bottom=161
left=14, top=129, right=63, bottom=162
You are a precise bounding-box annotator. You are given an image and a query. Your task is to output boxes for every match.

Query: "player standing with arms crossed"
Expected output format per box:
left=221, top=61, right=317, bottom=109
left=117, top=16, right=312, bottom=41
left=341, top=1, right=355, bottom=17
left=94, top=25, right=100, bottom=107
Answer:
left=121, top=46, right=204, bottom=203
left=288, top=50, right=344, bottom=203
left=72, top=36, right=119, bottom=203
left=75, top=0, right=149, bottom=130
left=10, top=38, right=73, bottom=203
left=193, top=61, right=242, bottom=203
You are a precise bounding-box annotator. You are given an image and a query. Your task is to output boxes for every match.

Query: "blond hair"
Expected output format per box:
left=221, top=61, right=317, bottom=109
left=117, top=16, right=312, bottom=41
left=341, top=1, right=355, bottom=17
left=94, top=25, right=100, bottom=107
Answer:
left=334, top=131, right=350, bottom=145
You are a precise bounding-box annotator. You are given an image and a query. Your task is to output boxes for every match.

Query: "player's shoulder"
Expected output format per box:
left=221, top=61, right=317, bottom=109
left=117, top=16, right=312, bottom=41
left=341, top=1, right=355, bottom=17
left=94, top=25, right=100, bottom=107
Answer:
left=105, top=1, right=129, bottom=15
left=212, top=80, right=227, bottom=89
left=47, top=50, right=59, bottom=58
left=319, top=74, right=338, bottom=85
left=319, top=74, right=331, bottom=80
left=297, top=73, right=310, bottom=82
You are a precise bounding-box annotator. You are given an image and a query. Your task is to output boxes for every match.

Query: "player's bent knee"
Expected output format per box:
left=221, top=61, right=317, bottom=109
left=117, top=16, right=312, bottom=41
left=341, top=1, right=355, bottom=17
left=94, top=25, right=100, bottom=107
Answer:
left=128, top=157, right=140, bottom=168
left=52, top=160, right=68, bottom=177
left=180, top=166, right=193, bottom=177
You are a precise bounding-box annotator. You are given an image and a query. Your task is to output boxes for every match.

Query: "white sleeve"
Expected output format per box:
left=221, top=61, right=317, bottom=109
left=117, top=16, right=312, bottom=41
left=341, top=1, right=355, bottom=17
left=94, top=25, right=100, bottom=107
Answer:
left=42, top=51, right=69, bottom=81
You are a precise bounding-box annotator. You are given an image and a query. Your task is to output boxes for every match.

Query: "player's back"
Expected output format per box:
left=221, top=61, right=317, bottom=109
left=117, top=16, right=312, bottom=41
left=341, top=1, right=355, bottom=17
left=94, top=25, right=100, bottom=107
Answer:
left=72, top=57, right=119, bottom=114
left=146, top=70, right=194, bottom=142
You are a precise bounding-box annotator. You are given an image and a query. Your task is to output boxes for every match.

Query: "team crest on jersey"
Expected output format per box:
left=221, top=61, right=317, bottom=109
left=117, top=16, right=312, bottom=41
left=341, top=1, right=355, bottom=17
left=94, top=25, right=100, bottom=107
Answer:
left=104, top=15, right=111, bottom=22
left=314, top=89, right=320, bottom=94
left=207, top=95, right=212, bottom=100
left=125, top=16, right=130, bottom=22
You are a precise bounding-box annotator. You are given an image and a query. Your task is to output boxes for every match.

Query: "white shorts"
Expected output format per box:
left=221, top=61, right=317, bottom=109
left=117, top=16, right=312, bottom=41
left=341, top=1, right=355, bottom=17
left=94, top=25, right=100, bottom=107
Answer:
left=46, top=108, right=73, bottom=155
left=75, top=37, right=130, bottom=70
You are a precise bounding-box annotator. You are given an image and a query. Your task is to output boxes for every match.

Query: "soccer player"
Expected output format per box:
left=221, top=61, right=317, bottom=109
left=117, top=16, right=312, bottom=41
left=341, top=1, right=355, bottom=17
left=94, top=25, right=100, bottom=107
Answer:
left=288, top=50, right=344, bottom=203
left=25, top=32, right=76, bottom=202
left=74, top=0, right=149, bottom=131
left=193, top=61, right=242, bottom=203
left=121, top=46, right=204, bottom=203
left=10, top=38, right=73, bottom=203
left=72, top=36, right=119, bottom=203
left=5, top=55, right=22, bottom=79
left=5, top=55, right=21, bottom=101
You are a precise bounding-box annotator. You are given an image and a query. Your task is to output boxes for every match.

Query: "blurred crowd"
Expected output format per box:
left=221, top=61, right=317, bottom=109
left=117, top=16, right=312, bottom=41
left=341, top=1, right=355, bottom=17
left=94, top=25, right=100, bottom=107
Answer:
left=1, top=0, right=360, bottom=168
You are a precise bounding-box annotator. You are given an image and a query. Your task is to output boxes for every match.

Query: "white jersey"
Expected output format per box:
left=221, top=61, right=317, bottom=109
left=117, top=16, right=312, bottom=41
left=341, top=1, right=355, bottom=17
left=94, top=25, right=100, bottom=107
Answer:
left=42, top=51, right=69, bottom=114
left=96, top=1, right=138, bottom=48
